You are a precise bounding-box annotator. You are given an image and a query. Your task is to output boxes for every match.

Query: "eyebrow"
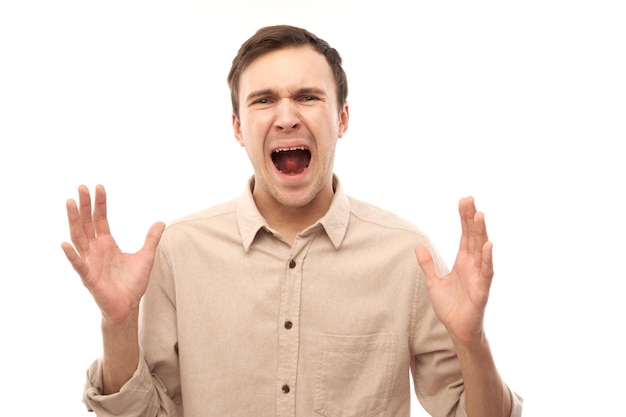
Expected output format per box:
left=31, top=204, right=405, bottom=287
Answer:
left=246, top=89, right=273, bottom=103
left=246, top=87, right=328, bottom=103
left=296, top=87, right=327, bottom=96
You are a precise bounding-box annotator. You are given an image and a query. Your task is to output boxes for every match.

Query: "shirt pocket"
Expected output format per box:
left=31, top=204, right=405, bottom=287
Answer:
left=314, top=333, right=398, bottom=417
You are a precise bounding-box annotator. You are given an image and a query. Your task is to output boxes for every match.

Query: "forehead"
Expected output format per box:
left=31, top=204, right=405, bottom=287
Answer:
left=239, top=46, right=336, bottom=98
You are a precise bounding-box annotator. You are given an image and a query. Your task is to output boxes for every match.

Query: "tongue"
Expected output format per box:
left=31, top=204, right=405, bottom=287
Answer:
left=274, top=150, right=309, bottom=174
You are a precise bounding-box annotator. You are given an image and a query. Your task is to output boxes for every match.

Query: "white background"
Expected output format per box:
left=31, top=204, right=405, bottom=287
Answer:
left=1, top=0, right=625, bottom=415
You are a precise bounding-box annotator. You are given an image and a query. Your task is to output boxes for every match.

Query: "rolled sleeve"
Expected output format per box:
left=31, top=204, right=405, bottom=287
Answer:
left=83, top=349, right=179, bottom=417
left=454, top=387, right=523, bottom=417
left=509, top=387, right=524, bottom=417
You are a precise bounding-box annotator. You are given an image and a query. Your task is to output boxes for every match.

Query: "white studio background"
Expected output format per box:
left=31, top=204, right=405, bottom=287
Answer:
left=1, top=0, right=624, bottom=415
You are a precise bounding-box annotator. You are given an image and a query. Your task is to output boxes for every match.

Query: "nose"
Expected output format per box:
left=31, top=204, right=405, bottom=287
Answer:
left=274, top=98, right=300, bottom=131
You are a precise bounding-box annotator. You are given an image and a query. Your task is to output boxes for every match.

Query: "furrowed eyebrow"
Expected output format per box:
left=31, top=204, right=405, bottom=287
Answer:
left=296, top=87, right=326, bottom=97
left=245, top=87, right=327, bottom=103
left=246, top=89, right=274, bottom=103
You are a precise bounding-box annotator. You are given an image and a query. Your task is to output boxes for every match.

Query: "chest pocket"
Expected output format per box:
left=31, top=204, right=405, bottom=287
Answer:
left=314, top=333, right=398, bottom=417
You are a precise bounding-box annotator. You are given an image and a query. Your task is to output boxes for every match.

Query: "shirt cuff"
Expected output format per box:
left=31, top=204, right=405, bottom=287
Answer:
left=83, top=349, right=156, bottom=416
left=509, top=387, right=524, bottom=417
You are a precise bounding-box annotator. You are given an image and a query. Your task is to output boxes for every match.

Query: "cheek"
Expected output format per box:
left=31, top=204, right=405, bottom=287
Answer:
left=241, top=113, right=273, bottom=139
left=236, top=118, right=253, bottom=147
left=239, top=125, right=267, bottom=160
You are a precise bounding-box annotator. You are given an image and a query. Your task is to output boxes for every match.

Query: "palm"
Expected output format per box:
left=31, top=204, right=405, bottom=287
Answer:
left=415, top=197, right=493, bottom=346
left=62, top=185, right=165, bottom=325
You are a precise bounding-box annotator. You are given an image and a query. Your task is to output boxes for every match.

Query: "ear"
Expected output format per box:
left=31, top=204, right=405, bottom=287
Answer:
left=337, top=102, right=349, bottom=138
left=232, top=113, right=245, bottom=147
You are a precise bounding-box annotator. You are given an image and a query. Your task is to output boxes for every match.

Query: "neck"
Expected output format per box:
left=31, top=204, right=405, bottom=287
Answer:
left=253, top=184, right=335, bottom=245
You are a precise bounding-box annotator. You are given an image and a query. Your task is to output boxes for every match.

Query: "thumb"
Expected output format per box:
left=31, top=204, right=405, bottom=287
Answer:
left=415, top=245, right=440, bottom=282
left=142, top=222, right=166, bottom=255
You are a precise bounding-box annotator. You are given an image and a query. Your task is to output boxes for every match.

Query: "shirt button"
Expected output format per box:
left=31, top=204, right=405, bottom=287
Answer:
left=284, top=320, right=293, bottom=329
left=282, top=384, right=290, bottom=394
left=289, top=260, right=296, bottom=269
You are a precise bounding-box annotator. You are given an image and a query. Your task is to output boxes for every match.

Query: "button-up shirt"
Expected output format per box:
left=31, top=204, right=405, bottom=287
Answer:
left=84, top=177, right=523, bottom=417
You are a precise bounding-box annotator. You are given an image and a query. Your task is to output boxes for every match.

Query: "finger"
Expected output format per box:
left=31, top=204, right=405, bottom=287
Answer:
left=61, top=241, right=90, bottom=279
left=77, top=185, right=96, bottom=240
left=472, top=211, right=489, bottom=268
left=92, top=184, right=111, bottom=237
left=66, top=197, right=89, bottom=254
left=458, top=197, right=476, bottom=254
left=140, top=222, right=166, bottom=256
left=481, top=241, right=494, bottom=283
left=415, top=245, right=441, bottom=284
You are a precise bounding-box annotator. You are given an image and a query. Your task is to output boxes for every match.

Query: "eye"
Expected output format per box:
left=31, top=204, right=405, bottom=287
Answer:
left=300, top=95, right=318, bottom=102
left=254, top=98, right=271, bottom=104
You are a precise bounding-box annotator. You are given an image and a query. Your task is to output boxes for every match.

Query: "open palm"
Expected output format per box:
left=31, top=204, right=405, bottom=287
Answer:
left=415, top=197, right=494, bottom=346
left=61, top=185, right=165, bottom=325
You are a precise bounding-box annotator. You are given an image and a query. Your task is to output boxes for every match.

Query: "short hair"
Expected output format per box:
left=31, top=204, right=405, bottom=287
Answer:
left=227, top=25, right=348, bottom=118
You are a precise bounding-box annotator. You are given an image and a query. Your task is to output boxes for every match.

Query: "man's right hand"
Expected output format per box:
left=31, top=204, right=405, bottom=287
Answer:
left=61, top=184, right=165, bottom=326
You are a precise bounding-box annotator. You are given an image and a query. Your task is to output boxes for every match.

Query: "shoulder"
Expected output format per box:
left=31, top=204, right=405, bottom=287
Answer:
left=161, top=198, right=239, bottom=241
left=345, top=195, right=450, bottom=275
left=348, top=196, right=422, bottom=234
left=345, top=196, right=432, bottom=247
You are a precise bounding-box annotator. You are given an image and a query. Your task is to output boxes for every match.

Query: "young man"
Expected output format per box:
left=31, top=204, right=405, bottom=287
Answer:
left=63, top=25, right=522, bottom=417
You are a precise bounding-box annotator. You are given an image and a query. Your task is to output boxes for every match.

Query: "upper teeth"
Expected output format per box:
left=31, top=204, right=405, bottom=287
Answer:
left=274, top=147, right=306, bottom=153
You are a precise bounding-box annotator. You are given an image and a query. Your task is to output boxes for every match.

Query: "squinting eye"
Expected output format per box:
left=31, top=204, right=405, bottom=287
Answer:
left=301, top=96, right=317, bottom=101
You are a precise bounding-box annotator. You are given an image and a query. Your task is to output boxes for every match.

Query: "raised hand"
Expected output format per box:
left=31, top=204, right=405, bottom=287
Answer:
left=415, top=197, right=494, bottom=346
left=61, top=185, right=165, bottom=326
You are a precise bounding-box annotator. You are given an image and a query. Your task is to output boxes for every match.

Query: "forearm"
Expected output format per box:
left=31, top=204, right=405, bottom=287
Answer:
left=454, top=335, right=512, bottom=417
left=101, top=309, right=141, bottom=395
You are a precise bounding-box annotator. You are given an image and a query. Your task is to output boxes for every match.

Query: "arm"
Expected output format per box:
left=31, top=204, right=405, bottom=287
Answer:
left=62, top=184, right=165, bottom=394
left=415, top=197, right=512, bottom=417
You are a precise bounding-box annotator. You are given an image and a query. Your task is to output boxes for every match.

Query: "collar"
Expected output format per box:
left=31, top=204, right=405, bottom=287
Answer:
left=236, top=175, right=350, bottom=251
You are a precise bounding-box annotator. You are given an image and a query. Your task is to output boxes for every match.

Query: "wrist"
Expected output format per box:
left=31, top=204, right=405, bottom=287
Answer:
left=451, top=331, right=491, bottom=359
left=100, top=309, right=140, bottom=395
left=101, top=308, right=139, bottom=333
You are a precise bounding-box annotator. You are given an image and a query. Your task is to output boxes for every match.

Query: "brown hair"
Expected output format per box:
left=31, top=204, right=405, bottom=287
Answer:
left=227, top=25, right=348, bottom=118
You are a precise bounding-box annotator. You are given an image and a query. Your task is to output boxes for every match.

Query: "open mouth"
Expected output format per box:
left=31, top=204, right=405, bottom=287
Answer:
left=271, top=147, right=311, bottom=175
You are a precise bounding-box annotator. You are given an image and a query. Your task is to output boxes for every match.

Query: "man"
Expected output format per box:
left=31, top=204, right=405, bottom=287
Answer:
left=62, top=25, right=522, bottom=416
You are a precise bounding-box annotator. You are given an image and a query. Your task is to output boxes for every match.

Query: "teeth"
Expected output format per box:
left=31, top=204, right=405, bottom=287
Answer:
left=274, top=146, right=307, bottom=153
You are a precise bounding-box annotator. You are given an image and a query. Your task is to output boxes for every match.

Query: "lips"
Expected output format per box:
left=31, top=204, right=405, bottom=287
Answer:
left=271, top=146, right=311, bottom=174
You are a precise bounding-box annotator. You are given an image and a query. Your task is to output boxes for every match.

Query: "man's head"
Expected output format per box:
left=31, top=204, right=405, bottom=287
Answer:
left=227, top=25, right=348, bottom=119
left=229, top=25, right=350, bottom=214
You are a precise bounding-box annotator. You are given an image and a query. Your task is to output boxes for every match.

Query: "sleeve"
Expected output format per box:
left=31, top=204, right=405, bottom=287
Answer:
left=82, top=236, right=182, bottom=417
left=509, top=389, right=524, bottom=417
left=83, top=349, right=179, bottom=417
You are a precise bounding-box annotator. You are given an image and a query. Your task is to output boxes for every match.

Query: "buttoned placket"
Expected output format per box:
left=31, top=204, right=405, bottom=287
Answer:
left=275, top=233, right=316, bottom=416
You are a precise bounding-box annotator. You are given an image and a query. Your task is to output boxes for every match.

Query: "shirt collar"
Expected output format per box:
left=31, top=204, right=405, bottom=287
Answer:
left=236, top=175, right=350, bottom=252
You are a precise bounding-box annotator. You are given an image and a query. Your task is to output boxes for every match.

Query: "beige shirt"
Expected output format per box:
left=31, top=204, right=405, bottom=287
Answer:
left=84, top=178, right=523, bottom=417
